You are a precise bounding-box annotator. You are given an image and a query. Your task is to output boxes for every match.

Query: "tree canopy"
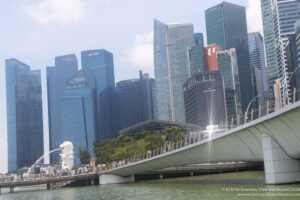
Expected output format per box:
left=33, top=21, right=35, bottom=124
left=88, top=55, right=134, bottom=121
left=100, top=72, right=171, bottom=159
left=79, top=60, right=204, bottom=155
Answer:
left=93, top=126, right=185, bottom=164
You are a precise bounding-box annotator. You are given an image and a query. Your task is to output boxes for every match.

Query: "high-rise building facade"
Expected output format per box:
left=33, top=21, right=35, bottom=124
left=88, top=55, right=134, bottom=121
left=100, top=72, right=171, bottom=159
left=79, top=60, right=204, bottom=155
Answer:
left=217, top=49, right=242, bottom=119
left=6, top=59, right=44, bottom=172
left=294, top=19, right=300, bottom=100
left=61, top=68, right=98, bottom=165
left=81, top=49, right=115, bottom=140
left=47, top=54, right=78, bottom=163
left=261, top=0, right=300, bottom=101
left=248, top=32, right=269, bottom=109
left=81, top=49, right=115, bottom=96
left=286, top=34, right=300, bottom=100
left=114, top=71, right=158, bottom=132
left=261, top=0, right=279, bottom=100
left=188, top=44, right=220, bottom=76
left=205, top=2, right=253, bottom=112
left=188, top=46, right=205, bottom=76
left=194, top=33, right=204, bottom=47
left=184, top=70, right=226, bottom=128
left=296, top=18, right=300, bottom=64
left=274, top=0, right=300, bottom=98
left=154, top=19, right=196, bottom=122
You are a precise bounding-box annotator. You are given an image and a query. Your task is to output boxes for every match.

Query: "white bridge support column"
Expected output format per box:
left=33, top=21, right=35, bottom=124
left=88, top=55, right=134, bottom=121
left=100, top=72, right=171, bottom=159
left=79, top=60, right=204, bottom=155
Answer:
left=262, top=134, right=300, bottom=184
left=99, top=174, right=135, bottom=185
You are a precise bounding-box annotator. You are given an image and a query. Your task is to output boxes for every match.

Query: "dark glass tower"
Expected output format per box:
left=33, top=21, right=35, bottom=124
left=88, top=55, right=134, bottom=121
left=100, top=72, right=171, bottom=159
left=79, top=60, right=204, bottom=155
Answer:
left=6, top=58, right=44, bottom=172
left=81, top=49, right=115, bottom=140
left=112, top=71, right=158, bottom=135
left=47, top=54, right=78, bottom=163
left=286, top=34, right=300, bottom=100
left=62, top=68, right=98, bottom=165
left=184, top=70, right=226, bottom=128
left=205, top=2, right=253, bottom=112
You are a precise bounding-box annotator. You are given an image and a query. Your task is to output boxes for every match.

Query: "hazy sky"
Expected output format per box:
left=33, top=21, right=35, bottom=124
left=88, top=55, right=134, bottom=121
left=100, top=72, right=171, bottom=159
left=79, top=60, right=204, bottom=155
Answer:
left=0, top=0, right=262, bottom=172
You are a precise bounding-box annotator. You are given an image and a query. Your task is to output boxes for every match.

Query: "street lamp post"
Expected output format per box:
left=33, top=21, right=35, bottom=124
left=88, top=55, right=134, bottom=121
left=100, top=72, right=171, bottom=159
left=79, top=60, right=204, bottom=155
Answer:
left=245, top=94, right=264, bottom=122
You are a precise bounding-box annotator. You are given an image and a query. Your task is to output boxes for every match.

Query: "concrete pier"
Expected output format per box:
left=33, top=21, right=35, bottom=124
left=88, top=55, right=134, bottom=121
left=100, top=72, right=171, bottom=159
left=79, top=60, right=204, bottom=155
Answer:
left=262, top=134, right=300, bottom=184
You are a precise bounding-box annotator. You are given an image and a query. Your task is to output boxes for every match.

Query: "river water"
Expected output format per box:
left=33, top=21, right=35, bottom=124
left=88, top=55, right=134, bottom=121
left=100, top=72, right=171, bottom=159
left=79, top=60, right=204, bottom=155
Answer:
left=1, top=171, right=300, bottom=200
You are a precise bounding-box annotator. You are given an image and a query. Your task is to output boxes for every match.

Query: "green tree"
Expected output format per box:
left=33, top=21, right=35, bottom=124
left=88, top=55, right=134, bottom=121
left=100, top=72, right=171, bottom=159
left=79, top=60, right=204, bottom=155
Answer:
left=144, top=131, right=164, bottom=150
left=93, top=126, right=187, bottom=164
left=163, top=126, right=185, bottom=142
left=78, top=147, right=91, bottom=164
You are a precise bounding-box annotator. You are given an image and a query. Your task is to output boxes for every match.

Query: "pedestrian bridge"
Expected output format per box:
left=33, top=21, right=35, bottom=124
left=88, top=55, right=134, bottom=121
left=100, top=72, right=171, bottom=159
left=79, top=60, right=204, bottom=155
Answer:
left=102, top=101, right=300, bottom=185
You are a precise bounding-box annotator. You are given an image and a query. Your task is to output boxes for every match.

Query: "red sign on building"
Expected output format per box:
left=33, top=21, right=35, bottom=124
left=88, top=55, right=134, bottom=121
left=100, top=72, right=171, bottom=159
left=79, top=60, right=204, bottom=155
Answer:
left=204, top=44, right=220, bottom=71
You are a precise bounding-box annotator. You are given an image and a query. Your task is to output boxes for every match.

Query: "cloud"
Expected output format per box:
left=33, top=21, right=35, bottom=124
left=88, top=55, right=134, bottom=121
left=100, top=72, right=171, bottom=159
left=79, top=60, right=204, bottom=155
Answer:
left=247, top=0, right=263, bottom=34
left=23, top=0, right=86, bottom=25
left=127, top=31, right=154, bottom=69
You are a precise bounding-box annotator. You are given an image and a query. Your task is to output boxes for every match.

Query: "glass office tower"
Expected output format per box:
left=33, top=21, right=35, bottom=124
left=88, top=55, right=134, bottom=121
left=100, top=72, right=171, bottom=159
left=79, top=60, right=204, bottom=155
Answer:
left=62, top=68, right=98, bottom=165
left=81, top=49, right=115, bottom=95
left=194, top=33, right=204, bottom=47
left=6, top=59, right=44, bottom=172
left=47, top=54, right=78, bottom=163
left=188, top=46, right=205, bottom=76
left=217, top=49, right=242, bottom=119
left=273, top=0, right=300, bottom=99
left=81, top=49, right=115, bottom=140
left=248, top=32, right=269, bottom=109
left=154, top=19, right=196, bottom=123
left=261, top=0, right=300, bottom=101
left=261, top=0, right=279, bottom=100
left=113, top=71, right=158, bottom=133
left=205, top=2, right=253, bottom=112
left=286, top=34, right=300, bottom=100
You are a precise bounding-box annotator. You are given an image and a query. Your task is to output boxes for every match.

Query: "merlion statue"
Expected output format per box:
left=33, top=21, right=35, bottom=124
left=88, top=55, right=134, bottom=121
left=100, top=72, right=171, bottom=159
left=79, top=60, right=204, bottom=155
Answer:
left=60, top=141, right=74, bottom=171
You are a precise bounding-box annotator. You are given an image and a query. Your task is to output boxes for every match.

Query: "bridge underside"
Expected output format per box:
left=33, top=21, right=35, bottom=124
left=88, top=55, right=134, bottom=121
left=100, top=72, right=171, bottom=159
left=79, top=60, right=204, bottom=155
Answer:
left=105, top=102, right=300, bottom=185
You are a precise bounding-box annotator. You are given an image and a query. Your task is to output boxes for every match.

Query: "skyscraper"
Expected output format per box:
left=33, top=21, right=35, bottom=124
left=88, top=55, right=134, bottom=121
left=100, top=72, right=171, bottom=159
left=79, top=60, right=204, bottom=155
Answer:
left=81, top=49, right=115, bottom=140
left=261, top=0, right=279, bottom=100
left=188, top=44, right=220, bottom=76
left=81, top=49, right=115, bottom=96
left=62, top=68, right=98, bottom=165
left=248, top=32, right=269, bottom=109
left=217, top=49, right=242, bottom=119
left=184, top=70, right=226, bottom=128
left=47, top=54, right=78, bottom=163
left=114, top=71, right=158, bottom=133
left=194, top=33, right=204, bottom=47
left=154, top=19, right=196, bottom=122
left=296, top=18, right=300, bottom=64
left=205, top=2, right=253, bottom=112
left=6, top=59, right=44, bottom=172
left=286, top=34, right=300, bottom=100
left=294, top=19, right=300, bottom=100
left=261, top=0, right=300, bottom=101
left=187, top=45, right=206, bottom=76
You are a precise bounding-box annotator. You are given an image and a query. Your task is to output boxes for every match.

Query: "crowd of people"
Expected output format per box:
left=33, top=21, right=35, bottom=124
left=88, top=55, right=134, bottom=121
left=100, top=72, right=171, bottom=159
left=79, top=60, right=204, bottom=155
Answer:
left=0, top=165, right=98, bottom=183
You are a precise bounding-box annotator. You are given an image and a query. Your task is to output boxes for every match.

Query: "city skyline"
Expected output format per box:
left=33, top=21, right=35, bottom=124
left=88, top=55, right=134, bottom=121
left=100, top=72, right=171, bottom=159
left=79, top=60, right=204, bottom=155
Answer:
left=0, top=0, right=261, bottom=172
